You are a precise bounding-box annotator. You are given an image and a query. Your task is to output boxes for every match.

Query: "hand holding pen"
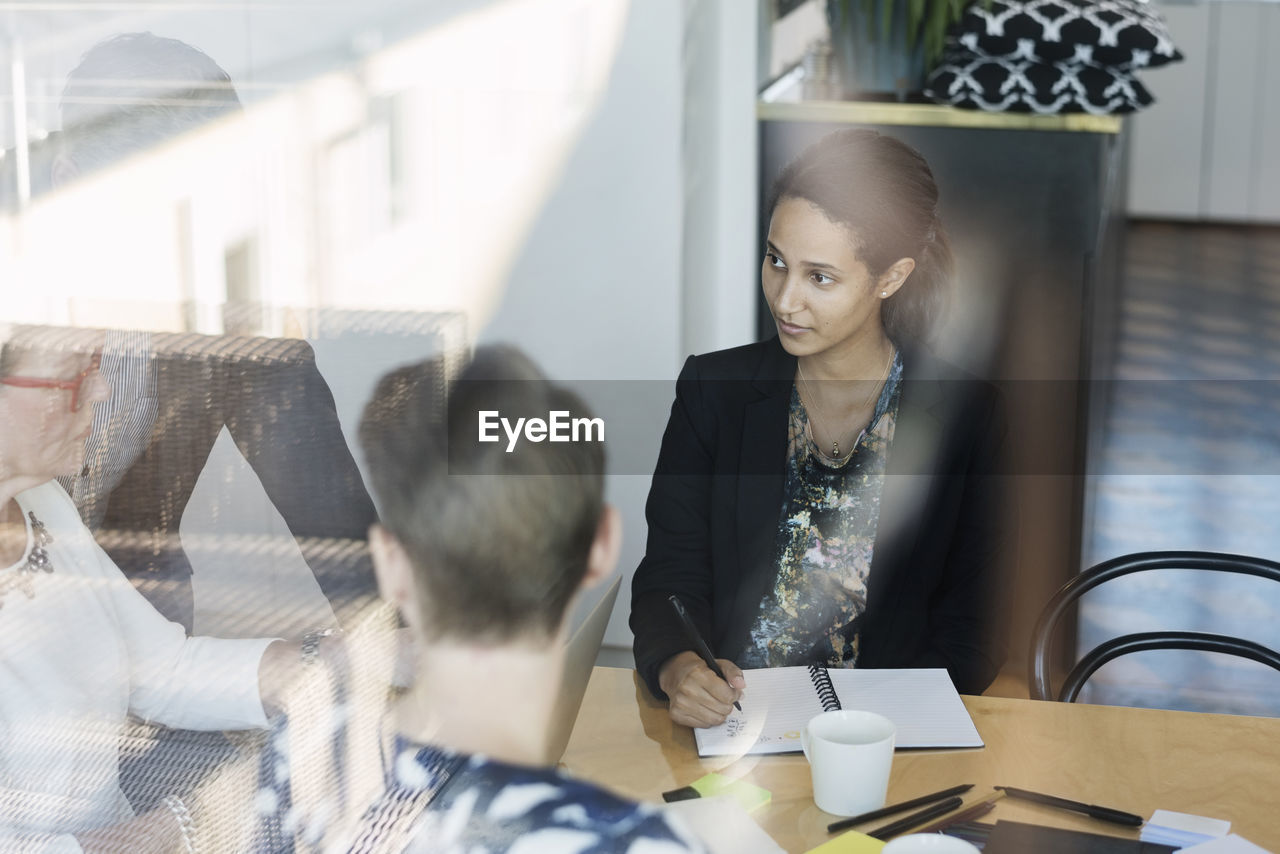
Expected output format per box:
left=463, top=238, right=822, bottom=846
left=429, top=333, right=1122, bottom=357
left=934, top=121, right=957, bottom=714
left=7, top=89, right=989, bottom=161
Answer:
left=660, top=596, right=745, bottom=728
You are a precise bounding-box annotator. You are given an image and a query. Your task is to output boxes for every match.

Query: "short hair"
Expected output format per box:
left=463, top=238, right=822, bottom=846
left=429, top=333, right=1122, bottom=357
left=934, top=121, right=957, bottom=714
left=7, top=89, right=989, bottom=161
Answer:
left=59, top=32, right=241, bottom=175
left=768, top=129, right=953, bottom=345
left=358, top=346, right=605, bottom=643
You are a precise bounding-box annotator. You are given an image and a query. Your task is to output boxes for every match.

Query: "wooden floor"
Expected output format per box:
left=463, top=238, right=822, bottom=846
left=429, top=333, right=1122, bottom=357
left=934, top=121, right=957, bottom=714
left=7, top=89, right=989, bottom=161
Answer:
left=1080, top=221, right=1280, bottom=715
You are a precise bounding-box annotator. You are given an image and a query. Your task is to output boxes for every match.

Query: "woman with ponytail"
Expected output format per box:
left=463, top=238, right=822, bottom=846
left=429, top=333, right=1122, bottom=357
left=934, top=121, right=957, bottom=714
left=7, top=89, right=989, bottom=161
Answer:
left=631, top=129, right=1008, bottom=727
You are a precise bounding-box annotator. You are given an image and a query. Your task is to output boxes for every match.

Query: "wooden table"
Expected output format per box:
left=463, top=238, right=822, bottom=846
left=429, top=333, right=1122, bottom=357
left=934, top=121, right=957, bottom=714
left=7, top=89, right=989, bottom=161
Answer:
left=560, top=667, right=1280, bottom=853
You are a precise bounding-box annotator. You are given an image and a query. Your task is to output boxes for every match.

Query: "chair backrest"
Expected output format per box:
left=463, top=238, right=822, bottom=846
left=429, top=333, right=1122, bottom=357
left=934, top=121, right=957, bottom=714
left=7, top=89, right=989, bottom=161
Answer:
left=1030, top=550, right=1280, bottom=702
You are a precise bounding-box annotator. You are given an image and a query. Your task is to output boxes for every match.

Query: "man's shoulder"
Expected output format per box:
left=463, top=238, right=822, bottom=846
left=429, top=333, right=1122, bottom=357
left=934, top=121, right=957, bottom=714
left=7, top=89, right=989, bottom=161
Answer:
left=415, top=756, right=703, bottom=853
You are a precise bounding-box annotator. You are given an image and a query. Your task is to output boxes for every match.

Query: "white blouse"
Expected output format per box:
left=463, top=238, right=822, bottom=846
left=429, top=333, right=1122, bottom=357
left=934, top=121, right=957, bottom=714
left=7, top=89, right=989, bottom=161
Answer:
left=1, top=481, right=274, bottom=852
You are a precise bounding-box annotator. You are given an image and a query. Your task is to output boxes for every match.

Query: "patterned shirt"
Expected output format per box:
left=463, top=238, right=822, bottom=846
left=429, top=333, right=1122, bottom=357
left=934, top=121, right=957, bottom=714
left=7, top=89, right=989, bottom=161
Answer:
left=740, top=353, right=903, bottom=669
left=341, top=739, right=704, bottom=854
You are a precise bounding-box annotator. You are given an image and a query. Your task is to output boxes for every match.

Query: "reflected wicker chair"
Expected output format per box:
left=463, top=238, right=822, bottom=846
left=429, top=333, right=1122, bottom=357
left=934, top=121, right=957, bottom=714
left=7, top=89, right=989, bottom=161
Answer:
left=1030, top=550, right=1280, bottom=702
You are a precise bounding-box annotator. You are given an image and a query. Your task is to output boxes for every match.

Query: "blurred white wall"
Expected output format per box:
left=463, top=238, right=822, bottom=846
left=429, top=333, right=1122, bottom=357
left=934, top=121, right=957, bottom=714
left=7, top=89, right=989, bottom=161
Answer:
left=682, top=0, right=759, bottom=358
left=1128, top=0, right=1280, bottom=222
left=479, top=0, right=758, bottom=648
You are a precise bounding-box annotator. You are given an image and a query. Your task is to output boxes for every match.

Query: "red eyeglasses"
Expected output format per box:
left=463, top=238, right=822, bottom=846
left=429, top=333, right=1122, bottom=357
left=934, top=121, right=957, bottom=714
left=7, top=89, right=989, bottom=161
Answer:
left=0, top=350, right=104, bottom=412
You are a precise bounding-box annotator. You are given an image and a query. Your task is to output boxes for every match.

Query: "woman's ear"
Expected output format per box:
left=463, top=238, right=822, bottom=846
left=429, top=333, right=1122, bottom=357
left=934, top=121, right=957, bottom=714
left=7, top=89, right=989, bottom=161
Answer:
left=877, top=257, right=916, bottom=299
left=581, top=505, right=622, bottom=591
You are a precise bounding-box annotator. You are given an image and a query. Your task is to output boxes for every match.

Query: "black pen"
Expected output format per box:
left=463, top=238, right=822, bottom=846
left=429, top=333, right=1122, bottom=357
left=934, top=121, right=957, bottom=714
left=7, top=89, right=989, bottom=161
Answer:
left=827, top=784, right=974, bottom=833
left=995, top=786, right=1143, bottom=827
left=917, top=790, right=1005, bottom=833
left=867, top=795, right=965, bottom=840
left=667, top=595, right=742, bottom=711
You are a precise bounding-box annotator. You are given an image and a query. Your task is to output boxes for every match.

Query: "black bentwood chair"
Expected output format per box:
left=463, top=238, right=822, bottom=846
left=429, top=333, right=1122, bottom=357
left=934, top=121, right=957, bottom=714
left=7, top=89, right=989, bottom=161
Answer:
left=1030, top=551, right=1280, bottom=702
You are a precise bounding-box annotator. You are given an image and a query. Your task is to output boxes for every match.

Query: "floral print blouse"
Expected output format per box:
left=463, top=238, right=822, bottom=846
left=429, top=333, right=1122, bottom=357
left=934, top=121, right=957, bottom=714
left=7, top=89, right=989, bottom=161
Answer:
left=740, top=353, right=904, bottom=670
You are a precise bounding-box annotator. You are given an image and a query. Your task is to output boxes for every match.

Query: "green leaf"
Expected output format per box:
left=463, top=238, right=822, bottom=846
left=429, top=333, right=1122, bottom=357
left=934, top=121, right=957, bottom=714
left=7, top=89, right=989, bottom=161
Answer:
left=926, top=0, right=949, bottom=65
left=906, top=0, right=926, bottom=48
left=909, top=0, right=923, bottom=29
left=908, top=0, right=925, bottom=42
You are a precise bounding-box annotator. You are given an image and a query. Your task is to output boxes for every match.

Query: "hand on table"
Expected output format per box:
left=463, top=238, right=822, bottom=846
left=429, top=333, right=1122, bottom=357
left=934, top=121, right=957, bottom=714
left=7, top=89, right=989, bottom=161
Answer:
left=658, top=650, right=744, bottom=728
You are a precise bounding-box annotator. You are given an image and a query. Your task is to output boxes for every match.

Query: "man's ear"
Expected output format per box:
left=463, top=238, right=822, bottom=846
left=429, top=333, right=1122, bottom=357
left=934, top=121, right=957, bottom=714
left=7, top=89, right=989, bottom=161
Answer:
left=877, top=256, right=916, bottom=300
left=50, top=154, right=79, bottom=189
left=369, top=523, right=418, bottom=627
left=581, top=505, right=622, bottom=591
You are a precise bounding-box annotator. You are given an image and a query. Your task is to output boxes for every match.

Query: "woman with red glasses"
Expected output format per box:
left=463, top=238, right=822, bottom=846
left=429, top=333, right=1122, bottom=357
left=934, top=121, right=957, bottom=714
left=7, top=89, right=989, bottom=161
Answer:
left=0, top=348, right=107, bottom=499
left=0, top=333, right=310, bottom=853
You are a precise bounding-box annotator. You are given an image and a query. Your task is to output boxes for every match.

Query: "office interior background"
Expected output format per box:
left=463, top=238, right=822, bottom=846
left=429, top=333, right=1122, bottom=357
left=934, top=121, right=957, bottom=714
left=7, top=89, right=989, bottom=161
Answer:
left=2, top=0, right=1279, bottom=718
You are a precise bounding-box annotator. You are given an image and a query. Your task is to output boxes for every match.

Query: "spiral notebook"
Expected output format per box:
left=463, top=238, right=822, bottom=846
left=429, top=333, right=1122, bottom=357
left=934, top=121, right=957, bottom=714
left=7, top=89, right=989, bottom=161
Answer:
left=693, top=666, right=983, bottom=757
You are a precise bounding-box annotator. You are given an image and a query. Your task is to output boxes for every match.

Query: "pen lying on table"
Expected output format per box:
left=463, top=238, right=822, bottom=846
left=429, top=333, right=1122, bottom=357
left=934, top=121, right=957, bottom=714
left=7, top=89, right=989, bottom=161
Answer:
left=994, top=785, right=1144, bottom=827
left=916, top=790, right=1006, bottom=833
left=867, top=796, right=965, bottom=840
left=827, top=784, right=974, bottom=833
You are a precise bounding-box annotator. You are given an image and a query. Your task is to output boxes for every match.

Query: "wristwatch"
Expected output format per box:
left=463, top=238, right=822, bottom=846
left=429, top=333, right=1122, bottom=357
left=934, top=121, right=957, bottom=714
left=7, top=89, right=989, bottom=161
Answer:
left=301, top=626, right=339, bottom=665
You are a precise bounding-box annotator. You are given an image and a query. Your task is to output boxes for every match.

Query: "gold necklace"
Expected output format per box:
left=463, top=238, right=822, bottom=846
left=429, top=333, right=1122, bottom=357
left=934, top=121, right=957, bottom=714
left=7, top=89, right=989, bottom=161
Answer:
left=797, top=346, right=895, bottom=458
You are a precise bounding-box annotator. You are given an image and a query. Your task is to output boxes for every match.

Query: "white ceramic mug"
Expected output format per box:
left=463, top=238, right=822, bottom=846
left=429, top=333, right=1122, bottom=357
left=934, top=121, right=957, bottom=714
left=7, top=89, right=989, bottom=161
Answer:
left=882, top=834, right=981, bottom=853
left=800, top=709, right=895, bottom=816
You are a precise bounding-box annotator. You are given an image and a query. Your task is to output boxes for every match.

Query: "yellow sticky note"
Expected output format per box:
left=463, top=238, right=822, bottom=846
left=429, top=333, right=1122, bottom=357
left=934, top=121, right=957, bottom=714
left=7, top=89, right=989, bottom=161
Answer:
left=688, top=772, right=772, bottom=813
left=803, top=830, right=886, bottom=854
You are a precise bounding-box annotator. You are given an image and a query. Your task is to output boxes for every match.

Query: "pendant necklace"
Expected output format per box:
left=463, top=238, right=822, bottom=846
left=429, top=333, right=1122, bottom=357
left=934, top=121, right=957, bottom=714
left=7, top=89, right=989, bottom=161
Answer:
left=797, top=346, right=894, bottom=458
left=0, top=511, right=55, bottom=610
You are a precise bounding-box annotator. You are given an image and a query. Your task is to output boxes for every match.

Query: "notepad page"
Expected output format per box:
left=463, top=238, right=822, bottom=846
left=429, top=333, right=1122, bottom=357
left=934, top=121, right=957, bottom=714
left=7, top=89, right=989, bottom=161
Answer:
left=693, top=667, right=826, bottom=757
left=828, top=668, right=983, bottom=748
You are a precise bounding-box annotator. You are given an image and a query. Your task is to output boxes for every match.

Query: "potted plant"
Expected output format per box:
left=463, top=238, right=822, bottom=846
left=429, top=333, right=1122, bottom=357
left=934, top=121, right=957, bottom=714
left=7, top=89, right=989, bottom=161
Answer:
left=825, top=0, right=988, bottom=100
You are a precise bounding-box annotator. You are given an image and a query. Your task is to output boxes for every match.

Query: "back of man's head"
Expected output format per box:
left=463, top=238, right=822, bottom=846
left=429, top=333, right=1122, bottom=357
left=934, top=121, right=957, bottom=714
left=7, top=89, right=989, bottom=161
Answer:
left=59, top=32, right=241, bottom=176
left=359, top=346, right=605, bottom=644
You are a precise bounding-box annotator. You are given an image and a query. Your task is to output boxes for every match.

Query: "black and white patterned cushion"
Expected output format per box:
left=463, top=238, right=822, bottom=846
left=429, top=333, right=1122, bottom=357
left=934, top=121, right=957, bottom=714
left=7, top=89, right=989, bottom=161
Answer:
left=925, top=51, right=1154, bottom=115
left=954, top=0, right=1182, bottom=70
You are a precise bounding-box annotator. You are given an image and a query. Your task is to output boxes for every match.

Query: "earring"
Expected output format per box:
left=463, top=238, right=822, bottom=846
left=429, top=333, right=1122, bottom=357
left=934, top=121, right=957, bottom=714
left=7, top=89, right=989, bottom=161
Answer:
left=880, top=291, right=888, bottom=298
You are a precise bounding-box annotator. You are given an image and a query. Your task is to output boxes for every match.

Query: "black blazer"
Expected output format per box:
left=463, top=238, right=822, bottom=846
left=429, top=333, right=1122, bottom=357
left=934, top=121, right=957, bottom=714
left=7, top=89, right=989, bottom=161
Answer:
left=630, top=337, right=1009, bottom=697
